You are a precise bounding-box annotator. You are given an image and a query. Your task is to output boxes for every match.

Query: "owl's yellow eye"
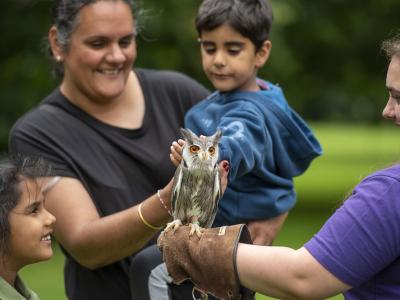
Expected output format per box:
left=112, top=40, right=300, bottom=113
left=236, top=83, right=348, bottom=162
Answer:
left=208, top=146, right=216, bottom=155
left=190, top=145, right=200, bottom=154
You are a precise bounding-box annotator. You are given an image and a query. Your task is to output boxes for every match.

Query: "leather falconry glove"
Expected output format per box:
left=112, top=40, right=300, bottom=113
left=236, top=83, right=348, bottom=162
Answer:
left=157, top=224, right=254, bottom=300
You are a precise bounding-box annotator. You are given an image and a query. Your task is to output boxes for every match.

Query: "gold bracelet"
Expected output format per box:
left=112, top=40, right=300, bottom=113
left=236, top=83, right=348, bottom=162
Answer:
left=138, top=203, right=163, bottom=230
left=157, top=189, right=173, bottom=216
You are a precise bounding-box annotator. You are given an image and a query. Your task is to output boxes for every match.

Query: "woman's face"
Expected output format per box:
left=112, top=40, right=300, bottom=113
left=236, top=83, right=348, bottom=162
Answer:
left=61, top=0, right=137, bottom=104
left=8, top=179, right=56, bottom=270
left=383, top=55, right=400, bottom=125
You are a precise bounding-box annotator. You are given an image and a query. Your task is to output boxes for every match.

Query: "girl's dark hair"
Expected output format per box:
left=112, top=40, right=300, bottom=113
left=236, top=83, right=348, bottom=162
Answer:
left=196, top=0, right=273, bottom=51
left=47, top=0, right=142, bottom=78
left=0, top=155, right=52, bottom=254
left=382, top=33, right=400, bottom=60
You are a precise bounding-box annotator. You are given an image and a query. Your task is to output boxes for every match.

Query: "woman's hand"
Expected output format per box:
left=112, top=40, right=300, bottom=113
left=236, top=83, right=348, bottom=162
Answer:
left=219, top=160, right=229, bottom=193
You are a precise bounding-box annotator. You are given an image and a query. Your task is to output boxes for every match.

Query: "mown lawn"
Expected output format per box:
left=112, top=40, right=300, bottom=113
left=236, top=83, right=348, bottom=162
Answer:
left=20, top=122, right=399, bottom=300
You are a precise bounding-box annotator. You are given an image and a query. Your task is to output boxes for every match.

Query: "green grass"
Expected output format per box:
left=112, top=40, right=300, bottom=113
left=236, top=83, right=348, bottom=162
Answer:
left=19, top=122, right=399, bottom=300
left=20, top=243, right=66, bottom=300
left=295, top=122, right=400, bottom=206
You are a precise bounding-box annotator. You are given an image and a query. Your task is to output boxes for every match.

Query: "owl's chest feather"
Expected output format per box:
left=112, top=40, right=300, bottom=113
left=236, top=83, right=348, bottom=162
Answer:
left=174, top=168, right=216, bottom=221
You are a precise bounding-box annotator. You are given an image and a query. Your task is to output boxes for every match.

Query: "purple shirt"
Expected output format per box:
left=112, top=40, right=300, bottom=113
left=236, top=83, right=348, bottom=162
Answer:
left=305, top=164, right=400, bottom=299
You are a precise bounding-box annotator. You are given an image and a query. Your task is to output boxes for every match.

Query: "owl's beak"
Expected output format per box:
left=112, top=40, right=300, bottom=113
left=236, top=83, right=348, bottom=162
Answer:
left=200, top=152, right=208, bottom=161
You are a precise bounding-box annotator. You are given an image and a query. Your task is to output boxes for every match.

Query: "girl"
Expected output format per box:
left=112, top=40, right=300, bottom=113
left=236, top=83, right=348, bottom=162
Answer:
left=0, top=156, right=56, bottom=300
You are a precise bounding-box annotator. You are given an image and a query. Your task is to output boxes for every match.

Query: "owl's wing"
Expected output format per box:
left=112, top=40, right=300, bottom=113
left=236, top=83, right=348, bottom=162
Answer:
left=171, top=164, right=184, bottom=213
left=203, top=165, right=222, bottom=227
left=213, top=165, right=222, bottom=203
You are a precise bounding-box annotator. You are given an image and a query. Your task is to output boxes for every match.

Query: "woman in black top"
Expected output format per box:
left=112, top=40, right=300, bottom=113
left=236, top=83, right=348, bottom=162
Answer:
left=9, top=1, right=221, bottom=299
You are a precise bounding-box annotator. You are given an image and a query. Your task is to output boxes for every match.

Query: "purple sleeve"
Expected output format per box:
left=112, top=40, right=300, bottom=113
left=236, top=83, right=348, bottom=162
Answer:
left=304, top=170, right=400, bottom=287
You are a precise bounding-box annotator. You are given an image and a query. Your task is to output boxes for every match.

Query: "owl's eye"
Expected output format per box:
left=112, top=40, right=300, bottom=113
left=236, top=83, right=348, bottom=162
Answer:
left=189, top=145, right=200, bottom=154
left=208, top=146, right=216, bottom=155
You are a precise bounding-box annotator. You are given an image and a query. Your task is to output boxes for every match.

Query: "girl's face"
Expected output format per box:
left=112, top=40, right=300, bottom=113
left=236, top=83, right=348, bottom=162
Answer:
left=58, top=0, right=137, bottom=105
left=383, top=55, right=400, bottom=125
left=8, top=179, right=56, bottom=270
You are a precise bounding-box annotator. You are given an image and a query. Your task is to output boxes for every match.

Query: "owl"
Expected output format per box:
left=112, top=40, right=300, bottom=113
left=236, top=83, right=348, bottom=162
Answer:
left=165, top=128, right=223, bottom=238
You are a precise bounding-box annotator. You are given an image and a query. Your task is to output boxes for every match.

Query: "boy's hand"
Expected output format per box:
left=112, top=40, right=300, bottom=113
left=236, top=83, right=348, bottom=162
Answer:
left=170, top=139, right=185, bottom=167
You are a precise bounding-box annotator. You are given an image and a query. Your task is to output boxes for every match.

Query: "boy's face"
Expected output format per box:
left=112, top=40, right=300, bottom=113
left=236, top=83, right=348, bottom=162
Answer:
left=199, top=23, right=270, bottom=92
left=8, top=178, right=56, bottom=270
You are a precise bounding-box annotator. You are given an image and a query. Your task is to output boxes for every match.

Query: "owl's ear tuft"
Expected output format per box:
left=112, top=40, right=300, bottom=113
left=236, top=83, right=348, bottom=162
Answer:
left=212, top=130, right=223, bottom=144
left=180, top=128, right=196, bottom=143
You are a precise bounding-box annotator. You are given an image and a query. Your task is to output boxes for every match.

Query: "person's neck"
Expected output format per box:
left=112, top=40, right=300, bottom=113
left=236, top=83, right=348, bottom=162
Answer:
left=60, top=71, right=145, bottom=129
left=0, top=259, right=18, bottom=287
left=60, top=71, right=133, bottom=113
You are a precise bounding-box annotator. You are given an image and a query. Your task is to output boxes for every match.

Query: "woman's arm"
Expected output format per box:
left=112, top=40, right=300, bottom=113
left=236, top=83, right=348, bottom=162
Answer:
left=46, top=161, right=229, bottom=270
left=236, top=244, right=351, bottom=300
left=45, top=177, right=173, bottom=269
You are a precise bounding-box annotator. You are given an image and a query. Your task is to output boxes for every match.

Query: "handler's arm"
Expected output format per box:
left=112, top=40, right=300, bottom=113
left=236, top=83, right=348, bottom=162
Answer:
left=236, top=244, right=351, bottom=300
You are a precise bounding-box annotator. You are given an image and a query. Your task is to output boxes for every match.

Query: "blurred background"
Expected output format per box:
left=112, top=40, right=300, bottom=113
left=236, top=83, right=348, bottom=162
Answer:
left=2, top=0, right=400, bottom=299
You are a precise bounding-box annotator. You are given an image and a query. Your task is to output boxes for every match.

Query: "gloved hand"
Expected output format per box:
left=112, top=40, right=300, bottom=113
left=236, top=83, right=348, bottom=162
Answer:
left=157, top=224, right=254, bottom=300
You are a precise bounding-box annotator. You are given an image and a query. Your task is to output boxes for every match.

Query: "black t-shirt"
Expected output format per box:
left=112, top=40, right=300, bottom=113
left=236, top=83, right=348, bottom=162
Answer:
left=9, top=69, right=209, bottom=300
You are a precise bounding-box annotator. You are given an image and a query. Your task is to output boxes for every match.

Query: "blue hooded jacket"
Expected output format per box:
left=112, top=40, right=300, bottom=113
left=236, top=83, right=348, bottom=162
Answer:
left=185, top=80, right=322, bottom=225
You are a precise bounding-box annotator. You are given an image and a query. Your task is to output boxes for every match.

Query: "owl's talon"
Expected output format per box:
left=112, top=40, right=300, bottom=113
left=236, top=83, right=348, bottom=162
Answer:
left=189, top=222, right=204, bottom=239
left=164, top=219, right=182, bottom=234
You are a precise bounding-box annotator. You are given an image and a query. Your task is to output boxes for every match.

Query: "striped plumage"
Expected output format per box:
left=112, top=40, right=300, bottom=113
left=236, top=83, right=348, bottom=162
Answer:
left=166, top=128, right=222, bottom=237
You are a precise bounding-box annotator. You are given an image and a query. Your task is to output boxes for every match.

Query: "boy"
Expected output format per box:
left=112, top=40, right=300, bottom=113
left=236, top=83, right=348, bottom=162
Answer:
left=174, top=0, right=322, bottom=242
left=153, top=0, right=322, bottom=298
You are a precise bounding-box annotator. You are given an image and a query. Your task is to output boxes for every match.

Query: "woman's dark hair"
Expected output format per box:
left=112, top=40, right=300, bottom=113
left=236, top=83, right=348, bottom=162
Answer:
left=47, top=0, right=142, bottom=78
left=196, top=0, right=273, bottom=51
left=0, top=155, right=52, bottom=254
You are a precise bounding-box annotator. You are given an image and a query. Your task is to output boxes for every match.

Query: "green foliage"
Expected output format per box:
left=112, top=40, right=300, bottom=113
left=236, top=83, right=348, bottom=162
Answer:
left=0, top=0, right=57, bottom=151
left=265, top=0, right=399, bottom=122
left=1, top=1, right=400, bottom=153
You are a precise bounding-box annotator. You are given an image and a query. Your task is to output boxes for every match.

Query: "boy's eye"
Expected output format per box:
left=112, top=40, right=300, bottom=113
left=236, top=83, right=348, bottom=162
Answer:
left=227, top=48, right=241, bottom=55
left=203, top=46, right=216, bottom=54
